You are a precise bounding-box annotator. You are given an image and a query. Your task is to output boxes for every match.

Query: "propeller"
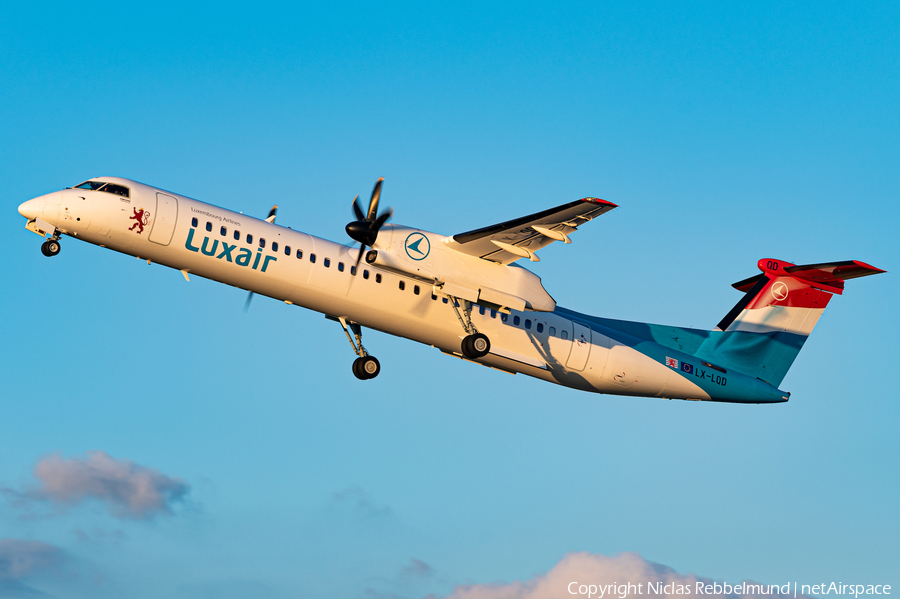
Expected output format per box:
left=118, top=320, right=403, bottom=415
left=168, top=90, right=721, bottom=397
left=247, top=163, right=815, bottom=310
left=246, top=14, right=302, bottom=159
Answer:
left=345, top=178, right=392, bottom=271
left=244, top=205, right=278, bottom=312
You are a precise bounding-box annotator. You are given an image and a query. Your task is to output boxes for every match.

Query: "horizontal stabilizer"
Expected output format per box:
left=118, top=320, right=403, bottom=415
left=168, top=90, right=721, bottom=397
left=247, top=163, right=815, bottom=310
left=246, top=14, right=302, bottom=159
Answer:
left=732, top=260, right=885, bottom=295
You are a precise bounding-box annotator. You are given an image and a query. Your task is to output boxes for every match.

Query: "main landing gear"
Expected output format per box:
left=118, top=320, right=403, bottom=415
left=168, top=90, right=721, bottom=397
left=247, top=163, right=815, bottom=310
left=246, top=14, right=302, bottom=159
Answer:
left=338, top=317, right=381, bottom=380
left=445, top=295, right=491, bottom=360
left=40, top=233, right=61, bottom=257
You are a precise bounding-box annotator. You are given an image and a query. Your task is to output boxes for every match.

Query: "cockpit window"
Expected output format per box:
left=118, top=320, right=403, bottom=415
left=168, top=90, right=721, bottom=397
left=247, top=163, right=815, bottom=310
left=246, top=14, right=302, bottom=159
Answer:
left=72, top=181, right=130, bottom=198
left=104, top=183, right=129, bottom=197
left=74, top=181, right=107, bottom=191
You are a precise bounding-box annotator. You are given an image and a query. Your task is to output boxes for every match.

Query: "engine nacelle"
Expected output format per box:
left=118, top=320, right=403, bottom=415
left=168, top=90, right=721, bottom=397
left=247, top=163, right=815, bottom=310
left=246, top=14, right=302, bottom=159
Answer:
left=368, top=225, right=556, bottom=312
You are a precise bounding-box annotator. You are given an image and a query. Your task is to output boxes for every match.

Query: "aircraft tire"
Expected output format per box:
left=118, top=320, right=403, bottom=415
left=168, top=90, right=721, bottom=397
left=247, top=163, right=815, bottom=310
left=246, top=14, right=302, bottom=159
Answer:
left=461, top=333, right=490, bottom=359
left=40, top=241, right=50, bottom=256
left=44, top=240, right=60, bottom=256
left=352, top=356, right=381, bottom=380
left=360, top=356, right=380, bottom=379
left=352, top=358, right=366, bottom=380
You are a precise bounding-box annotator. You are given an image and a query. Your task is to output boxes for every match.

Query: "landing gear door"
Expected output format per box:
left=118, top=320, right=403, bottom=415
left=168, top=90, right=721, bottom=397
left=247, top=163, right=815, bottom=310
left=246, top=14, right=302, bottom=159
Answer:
left=149, top=193, right=178, bottom=246
left=566, top=321, right=592, bottom=371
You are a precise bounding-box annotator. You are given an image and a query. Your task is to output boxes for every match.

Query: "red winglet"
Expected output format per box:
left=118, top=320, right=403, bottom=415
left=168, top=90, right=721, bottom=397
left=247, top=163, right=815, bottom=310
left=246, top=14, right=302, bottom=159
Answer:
left=580, top=197, right=618, bottom=208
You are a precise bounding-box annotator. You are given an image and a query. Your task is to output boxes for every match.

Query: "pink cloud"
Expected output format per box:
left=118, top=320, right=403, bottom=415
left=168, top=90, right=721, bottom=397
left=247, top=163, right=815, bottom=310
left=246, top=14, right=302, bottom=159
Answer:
left=440, top=552, right=808, bottom=599
left=21, top=451, right=189, bottom=519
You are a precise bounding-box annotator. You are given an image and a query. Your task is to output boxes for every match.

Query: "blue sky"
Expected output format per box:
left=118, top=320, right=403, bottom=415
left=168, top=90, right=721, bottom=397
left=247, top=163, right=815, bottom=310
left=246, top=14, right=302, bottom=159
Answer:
left=1, top=2, right=897, bottom=598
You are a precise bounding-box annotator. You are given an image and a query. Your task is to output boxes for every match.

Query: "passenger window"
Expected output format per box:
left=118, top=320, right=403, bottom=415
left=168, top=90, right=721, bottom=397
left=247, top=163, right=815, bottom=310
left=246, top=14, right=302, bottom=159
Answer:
left=310, top=253, right=316, bottom=263
left=490, top=310, right=496, bottom=318
left=363, top=270, right=370, bottom=280
left=324, top=258, right=330, bottom=267
left=247, top=234, right=253, bottom=244
left=442, top=297, right=448, bottom=304
left=284, top=246, right=291, bottom=256
left=431, top=294, right=437, bottom=301
left=399, top=281, right=405, bottom=291
left=350, top=266, right=356, bottom=275
left=413, top=285, right=420, bottom=295
left=478, top=306, right=485, bottom=315
left=259, top=238, right=266, bottom=249
left=536, top=322, right=543, bottom=333
left=206, top=222, right=212, bottom=232
left=191, top=217, right=198, bottom=227
left=525, top=319, right=532, bottom=329
left=338, top=262, right=344, bottom=272
left=220, top=226, right=227, bottom=236
left=561, top=330, right=568, bottom=340
left=375, top=273, right=382, bottom=283
left=272, top=242, right=278, bottom=252
left=501, top=313, right=508, bottom=322
left=549, top=326, right=556, bottom=336
left=296, top=249, right=303, bottom=259
left=234, top=230, right=240, bottom=240
left=513, top=316, right=521, bottom=326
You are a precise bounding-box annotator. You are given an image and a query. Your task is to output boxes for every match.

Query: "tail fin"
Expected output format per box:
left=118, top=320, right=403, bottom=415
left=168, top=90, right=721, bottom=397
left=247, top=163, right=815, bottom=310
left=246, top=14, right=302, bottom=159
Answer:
left=695, top=259, right=884, bottom=386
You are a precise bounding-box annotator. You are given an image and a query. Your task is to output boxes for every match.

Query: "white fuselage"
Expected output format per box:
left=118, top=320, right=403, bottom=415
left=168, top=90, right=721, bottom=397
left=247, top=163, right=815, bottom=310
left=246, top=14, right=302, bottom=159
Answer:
left=18, top=177, right=734, bottom=401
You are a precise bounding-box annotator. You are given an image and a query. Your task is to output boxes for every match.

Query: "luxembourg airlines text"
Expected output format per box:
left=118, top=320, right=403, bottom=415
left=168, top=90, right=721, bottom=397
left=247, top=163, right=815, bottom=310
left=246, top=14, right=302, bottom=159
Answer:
left=184, top=227, right=278, bottom=272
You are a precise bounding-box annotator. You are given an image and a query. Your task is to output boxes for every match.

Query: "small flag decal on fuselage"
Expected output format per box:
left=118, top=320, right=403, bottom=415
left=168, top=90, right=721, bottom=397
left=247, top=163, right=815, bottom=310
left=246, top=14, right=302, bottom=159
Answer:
left=665, top=357, right=679, bottom=369
left=681, top=362, right=694, bottom=374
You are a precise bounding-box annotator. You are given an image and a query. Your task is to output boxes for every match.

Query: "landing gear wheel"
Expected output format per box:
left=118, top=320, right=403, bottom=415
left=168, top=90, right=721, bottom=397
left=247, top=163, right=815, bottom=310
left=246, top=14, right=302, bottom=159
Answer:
left=352, top=356, right=381, bottom=380
left=461, top=333, right=490, bottom=359
left=352, top=358, right=366, bottom=380
left=41, top=240, right=61, bottom=257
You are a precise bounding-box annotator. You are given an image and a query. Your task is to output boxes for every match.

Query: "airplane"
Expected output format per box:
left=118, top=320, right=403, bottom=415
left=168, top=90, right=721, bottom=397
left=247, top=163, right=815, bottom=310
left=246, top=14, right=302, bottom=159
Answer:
left=16, top=177, right=884, bottom=403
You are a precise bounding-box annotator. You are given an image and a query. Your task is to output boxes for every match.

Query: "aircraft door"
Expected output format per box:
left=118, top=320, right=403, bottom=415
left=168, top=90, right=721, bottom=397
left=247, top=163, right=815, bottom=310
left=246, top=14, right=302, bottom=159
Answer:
left=566, top=321, right=592, bottom=371
left=149, top=193, right=178, bottom=245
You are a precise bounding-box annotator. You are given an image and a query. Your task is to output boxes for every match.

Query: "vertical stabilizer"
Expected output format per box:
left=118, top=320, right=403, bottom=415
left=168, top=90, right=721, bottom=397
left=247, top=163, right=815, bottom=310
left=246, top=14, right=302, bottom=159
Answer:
left=695, top=259, right=884, bottom=386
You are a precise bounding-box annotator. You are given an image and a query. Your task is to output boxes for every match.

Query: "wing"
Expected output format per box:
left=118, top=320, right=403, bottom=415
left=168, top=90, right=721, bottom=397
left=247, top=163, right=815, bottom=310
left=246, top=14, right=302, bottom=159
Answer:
left=443, top=197, right=617, bottom=264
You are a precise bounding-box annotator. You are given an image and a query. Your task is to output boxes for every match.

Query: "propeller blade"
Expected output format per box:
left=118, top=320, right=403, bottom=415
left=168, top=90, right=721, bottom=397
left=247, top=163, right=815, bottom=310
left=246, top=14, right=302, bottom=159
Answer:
left=265, top=205, right=278, bottom=223
left=374, top=207, right=393, bottom=229
left=243, top=291, right=254, bottom=312
left=351, top=194, right=364, bottom=221
left=354, top=244, right=366, bottom=270
left=367, top=178, right=384, bottom=222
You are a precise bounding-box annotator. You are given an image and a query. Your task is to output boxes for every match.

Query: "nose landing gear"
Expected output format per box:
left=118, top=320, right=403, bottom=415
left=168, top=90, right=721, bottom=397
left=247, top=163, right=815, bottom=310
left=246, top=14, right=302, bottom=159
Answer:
left=40, top=238, right=61, bottom=257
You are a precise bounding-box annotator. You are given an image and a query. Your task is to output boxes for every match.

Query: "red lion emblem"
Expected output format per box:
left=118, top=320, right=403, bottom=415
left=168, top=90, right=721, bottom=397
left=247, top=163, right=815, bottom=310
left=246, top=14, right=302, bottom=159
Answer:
left=128, top=207, right=151, bottom=234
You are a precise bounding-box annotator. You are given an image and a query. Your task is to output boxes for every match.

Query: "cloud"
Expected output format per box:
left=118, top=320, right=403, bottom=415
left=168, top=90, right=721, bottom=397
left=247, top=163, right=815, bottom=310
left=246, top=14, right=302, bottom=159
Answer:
left=437, top=552, right=811, bottom=599
left=177, top=578, right=276, bottom=599
left=330, top=486, right=393, bottom=520
left=0, top=538, right=68, bottom=597
left=400, top=558, right=434, bottom=580
left=0, top=539, right=64, bottom=581
left=7, top=451, right=189, bottom=520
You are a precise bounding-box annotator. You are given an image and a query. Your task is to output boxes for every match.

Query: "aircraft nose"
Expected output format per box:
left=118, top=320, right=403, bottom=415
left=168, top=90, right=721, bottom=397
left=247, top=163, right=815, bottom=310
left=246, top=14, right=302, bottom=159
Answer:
left=18, top=197, right=42, bottom=220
